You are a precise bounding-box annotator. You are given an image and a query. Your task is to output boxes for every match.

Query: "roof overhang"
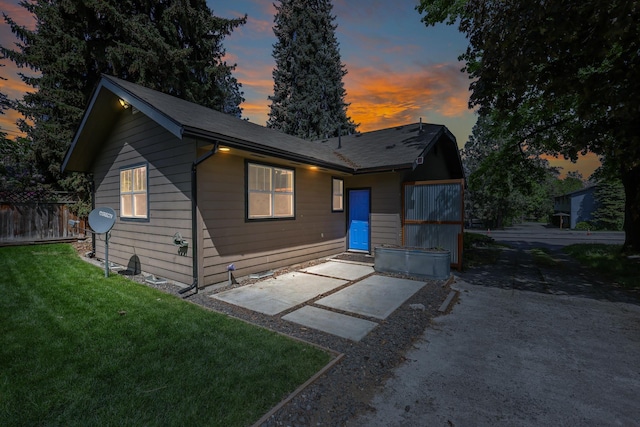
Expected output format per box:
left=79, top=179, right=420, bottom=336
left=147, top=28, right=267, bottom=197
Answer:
left=61, top=77, right=183, bottom=173
left=183, top=127, right=354, bottom=174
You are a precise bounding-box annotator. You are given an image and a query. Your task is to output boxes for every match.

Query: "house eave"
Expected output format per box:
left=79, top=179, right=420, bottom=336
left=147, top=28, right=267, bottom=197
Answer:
left=61, top=76, right=184, bottom=173
left=101, top=77, right=184, bottom=140
left=183, top=127, right=354, bottom=174
left=351, top=164, right=414, bottom=174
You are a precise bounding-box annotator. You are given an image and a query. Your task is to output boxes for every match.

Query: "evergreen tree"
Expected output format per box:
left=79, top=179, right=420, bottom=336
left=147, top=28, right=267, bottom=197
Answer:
left=267, top=0, right=357, bottom=140
left=590, top=165, right=625, bottom=231
left=0, top=64, right=33, bottom=192
left=1, top=0, right=245, bottom=202
left=592, top=179, right=625, bottom=231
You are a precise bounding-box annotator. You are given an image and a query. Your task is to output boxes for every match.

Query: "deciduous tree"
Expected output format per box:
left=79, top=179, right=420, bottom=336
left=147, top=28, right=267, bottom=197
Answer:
left=418, top=0, right=640, bottom=251
left=463, top=114, right=549, bottom=227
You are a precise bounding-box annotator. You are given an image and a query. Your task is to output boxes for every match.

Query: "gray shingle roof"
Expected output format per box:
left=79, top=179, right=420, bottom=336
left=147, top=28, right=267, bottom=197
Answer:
left=317, top=122, right=451, bottom=171
left=64, top=75, right=460, bottom=175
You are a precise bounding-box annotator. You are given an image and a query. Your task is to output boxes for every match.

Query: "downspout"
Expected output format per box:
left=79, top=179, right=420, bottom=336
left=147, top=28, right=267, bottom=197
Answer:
left=90, top=179, right=96, bottom=256
left=179, top=142, right=219, bottom=297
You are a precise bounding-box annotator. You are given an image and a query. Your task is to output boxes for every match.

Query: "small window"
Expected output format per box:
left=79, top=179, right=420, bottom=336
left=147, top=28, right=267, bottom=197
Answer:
left=120, top=164, right=148, bottom=219
left=332, top=178, right=344, bottom=212
left=247, top=162, right=294, bottom=219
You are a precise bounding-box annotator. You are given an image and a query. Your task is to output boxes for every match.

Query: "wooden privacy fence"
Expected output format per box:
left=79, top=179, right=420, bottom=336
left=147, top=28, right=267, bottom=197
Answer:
left=0, top=191, right=85, bottom=243
left=402, top=179, right=465, bottom=270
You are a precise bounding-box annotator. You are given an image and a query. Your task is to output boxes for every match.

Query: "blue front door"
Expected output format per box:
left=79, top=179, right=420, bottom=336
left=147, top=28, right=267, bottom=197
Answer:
left=348, top=189, right=370, bottom=251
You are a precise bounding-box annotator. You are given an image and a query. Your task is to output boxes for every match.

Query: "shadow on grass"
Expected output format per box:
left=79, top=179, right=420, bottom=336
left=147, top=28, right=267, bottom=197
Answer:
left=564, top=243, right=640, bottom=290
left=463, top=232, right=510, bottom=270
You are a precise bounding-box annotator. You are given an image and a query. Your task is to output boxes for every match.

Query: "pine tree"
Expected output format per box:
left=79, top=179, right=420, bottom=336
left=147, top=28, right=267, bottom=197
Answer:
left=0, top=64, right=34, bottom=192
left=592, top=179, right=625, bottom=231
left=267, top=0, right=357, bottom=140
left=1, top=0, right=245, bottom=199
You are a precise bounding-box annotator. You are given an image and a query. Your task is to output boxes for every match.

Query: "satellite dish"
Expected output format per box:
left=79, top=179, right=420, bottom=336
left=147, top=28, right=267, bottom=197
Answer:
left=88, top=207, right=117, bottom=278
left=88, top=207, right=116, bottom=234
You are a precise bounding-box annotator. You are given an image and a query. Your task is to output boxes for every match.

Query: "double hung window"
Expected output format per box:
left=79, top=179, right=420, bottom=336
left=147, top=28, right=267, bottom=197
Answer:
left=247, top=163, right=294, bottom=219
left=332, top=178, right=344, bottom=212
left=120, top=164, right=148, bottom=219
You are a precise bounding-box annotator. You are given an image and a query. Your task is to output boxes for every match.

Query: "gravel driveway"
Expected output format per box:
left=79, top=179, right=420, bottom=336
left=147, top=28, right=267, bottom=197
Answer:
left=352, top=224, right=640, bottom=426
left=352, top=277, right=640, bottom=426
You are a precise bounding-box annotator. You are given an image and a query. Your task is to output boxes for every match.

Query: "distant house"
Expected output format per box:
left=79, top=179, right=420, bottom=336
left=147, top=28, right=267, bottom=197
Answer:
left=62, top=75, right=464, bottom=290
left=553, top=186, right=597, bottom=229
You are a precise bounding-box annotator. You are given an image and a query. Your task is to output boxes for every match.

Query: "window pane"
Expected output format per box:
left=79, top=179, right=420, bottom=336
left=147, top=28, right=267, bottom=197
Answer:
left=134, top=194, right=147, bottom=217
left=333, top=195, right=343, bottom=210
left=120, top=170, right=132, bottom=192
left=249, top=164, right=271, bottom=191
left=121, top=195, right=133, bottom=217
left=274, top=169, right=293, bottom=192
left=133, top=166, right=146, bottom=191
left=274, top=193, right=293, bottom=216
left=249, top=192, right=271, bottom=218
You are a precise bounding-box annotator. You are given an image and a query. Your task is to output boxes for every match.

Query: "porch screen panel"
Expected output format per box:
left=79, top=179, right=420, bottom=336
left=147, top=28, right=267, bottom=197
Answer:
left=404, top=183, right=462, bottom=222
left=404, top=223, right=461, bottom=264
left=403, top=180, right=464, bottom=270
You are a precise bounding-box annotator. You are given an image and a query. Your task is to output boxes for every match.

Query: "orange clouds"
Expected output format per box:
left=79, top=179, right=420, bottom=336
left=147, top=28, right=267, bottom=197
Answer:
left=343, top=61, right=471, bottom=132
left=542, top=152, right=601, bottom=180
left=228, top=58, right=474, bottom=132
left=0, top=0, right=36, bottom=30
left=0, top=108, right=25, bottom=139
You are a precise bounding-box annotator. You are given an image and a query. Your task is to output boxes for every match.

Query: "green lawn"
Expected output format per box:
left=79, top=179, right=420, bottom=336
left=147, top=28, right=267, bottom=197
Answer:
left=564, top=243, right=640, bottom=289
left=0, top=244, right=332, bottom=427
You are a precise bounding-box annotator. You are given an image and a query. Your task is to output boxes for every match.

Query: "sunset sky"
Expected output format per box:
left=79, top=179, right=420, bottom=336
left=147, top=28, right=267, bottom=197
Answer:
left=0, top=0, right=599, bottom=177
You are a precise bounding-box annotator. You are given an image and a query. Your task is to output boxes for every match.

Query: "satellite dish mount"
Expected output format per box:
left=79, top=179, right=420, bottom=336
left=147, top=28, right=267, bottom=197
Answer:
left=88, top=207, right=117, bottom=277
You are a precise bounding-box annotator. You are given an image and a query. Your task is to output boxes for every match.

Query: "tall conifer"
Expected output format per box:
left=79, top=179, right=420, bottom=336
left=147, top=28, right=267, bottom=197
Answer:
left=267, top=0, right=357, bottom=140
left=1, top=0, right=245, bottom=200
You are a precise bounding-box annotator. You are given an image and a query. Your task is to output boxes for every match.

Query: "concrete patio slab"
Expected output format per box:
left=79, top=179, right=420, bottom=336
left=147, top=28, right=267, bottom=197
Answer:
left=211, top=271, right=347, bottom=315
left=301, top=261, right=374, bottom=281
left=316, top=275, right=426, bottom=319
left=282, top=306, right=378, bottom=341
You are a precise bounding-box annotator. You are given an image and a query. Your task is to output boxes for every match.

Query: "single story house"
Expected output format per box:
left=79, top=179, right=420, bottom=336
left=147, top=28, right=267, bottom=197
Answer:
left=62, top=75, right=464, bottom=291
left=553, top=186, right=597, bottom=229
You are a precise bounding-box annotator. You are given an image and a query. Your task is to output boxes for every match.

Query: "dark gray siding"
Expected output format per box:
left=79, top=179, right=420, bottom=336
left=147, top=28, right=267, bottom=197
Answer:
left=92, top=110, right=194, bottom=284
left=198, top=153, right=346, bottom=285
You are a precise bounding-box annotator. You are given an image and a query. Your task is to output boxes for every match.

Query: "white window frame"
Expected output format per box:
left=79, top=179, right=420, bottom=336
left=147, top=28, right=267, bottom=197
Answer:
left=332, top=177, right=344, bottom=212
left=120, top=164, right=148, bottom=220
left=247, top=162, right=295, bottom=220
